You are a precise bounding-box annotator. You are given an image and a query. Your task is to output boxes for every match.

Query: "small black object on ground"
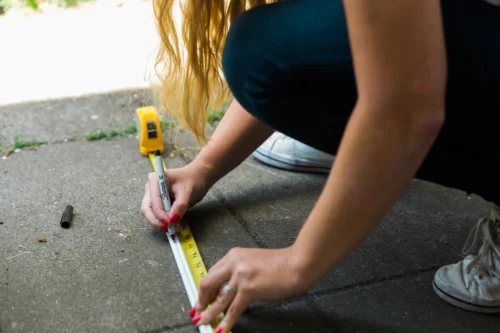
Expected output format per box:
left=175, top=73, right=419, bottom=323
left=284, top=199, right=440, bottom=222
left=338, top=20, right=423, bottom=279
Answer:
left=60, top=205, right=74, bottom=228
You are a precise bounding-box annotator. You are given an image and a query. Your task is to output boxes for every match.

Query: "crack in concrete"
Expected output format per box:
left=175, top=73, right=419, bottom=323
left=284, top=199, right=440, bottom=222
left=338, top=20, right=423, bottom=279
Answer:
left=210, top=186, right=270, bottom=249
left=0, top=132, right=132, bottom=156
left=243, top=265, right=441, bottom=316
left=303, top=265, right=441, bottom=301
left=178, top=152, right=269, bottom=249
left=304, top=297, right=338, bottom=333
left=0, top=136, right=85, bottom=157
left=0, top=125, right=179, bottom=157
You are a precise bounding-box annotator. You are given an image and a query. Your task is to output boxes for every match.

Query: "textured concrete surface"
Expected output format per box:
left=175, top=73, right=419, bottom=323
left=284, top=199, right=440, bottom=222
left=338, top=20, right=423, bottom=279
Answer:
left=212, top=158, right=491, bottom=294
left=1, top=90, right=498, bottom=332
left=0, top=139, right=187, bottom=333
left=0, top=137, right=254, bottom=333
left=232, top=301, right=331, bottom=333
left=310, top=272, right=497, bottom=333
left=0, top=89, right=154, bottom=147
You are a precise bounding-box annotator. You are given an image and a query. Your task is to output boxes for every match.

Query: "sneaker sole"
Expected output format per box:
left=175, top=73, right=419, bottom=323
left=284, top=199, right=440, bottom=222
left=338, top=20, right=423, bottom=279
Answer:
left=433, top=281, right=500, bottom=314
left=252, top=149, right=332, bottom=174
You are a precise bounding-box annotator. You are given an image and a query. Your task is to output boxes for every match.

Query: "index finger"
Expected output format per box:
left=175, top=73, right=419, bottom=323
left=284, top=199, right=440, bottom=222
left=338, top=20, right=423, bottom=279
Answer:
left=148, top=172, right=170, bottom=225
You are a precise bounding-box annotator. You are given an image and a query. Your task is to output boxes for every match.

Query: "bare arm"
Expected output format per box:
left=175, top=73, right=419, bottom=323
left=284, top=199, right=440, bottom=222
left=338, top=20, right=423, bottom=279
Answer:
left=291, top=0, right=447, bottom=285
left=195, top=99, right=274, bottom=186
left=186, top=3, right=448, bottom=331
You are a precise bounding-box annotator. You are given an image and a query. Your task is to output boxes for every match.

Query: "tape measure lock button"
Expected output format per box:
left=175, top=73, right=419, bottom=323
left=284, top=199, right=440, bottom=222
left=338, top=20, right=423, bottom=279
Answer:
left=146, top=120, right=158, bottom=139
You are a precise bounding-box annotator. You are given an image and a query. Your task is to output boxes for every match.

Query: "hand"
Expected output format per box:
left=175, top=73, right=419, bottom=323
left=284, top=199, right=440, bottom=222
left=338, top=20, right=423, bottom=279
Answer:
left=190, top=246, right=309, bottom=333
left=141, top=161, right=212, bottom=231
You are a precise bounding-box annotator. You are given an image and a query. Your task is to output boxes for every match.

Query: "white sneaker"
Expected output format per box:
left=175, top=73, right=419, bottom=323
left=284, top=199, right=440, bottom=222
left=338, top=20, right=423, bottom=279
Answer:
left=433, top=206, right=500, bottom=313
left=252, top=132, right=334, bottom=173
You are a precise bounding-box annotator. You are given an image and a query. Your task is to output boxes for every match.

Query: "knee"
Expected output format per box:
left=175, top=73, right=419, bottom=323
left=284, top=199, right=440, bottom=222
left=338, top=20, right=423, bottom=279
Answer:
left=222, top=6, right=281, bottom=116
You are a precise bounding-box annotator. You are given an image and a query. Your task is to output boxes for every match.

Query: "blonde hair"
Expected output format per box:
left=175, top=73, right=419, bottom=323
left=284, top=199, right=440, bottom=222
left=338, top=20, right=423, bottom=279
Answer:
left=152, top=0, right=275, bottom=143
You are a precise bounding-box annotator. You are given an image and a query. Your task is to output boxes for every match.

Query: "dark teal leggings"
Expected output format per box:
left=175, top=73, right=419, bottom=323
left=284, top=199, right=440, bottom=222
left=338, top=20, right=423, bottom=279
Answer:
left=222, top=0, right=500, bottom=204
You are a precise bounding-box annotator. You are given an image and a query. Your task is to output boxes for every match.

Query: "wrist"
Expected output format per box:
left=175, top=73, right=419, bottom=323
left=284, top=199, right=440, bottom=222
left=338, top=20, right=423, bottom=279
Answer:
left=287, top=243, right=318, bottom=292
left=191, top=138, right=234, bottom=188
left=190, top=153, right=219, bottom=189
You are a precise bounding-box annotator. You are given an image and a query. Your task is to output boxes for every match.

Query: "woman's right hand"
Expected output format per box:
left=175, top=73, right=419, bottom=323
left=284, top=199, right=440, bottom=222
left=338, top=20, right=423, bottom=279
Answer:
left=141, top=161, right=213, bottom=231
left=141, top=99, right=274, bottom=232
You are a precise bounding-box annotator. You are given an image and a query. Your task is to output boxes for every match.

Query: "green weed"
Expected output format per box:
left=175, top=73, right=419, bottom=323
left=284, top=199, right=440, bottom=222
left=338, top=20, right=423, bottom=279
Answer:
left=0, top=0, right=96, bottom=15
left=161, top=119, right=175, bottom=132
left=13, top=137, right=47, bottom=149
left=0, top=136, right=47, bottom=157
left=84, top=124, right=137, bottom=141
left=26, top=0, right=38, bottom=10
left=207, top=103, right=229, bottom=124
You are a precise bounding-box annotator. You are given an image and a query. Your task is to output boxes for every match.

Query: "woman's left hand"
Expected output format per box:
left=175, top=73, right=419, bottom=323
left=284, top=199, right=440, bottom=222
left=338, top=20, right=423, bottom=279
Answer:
left=190, top=246, right=309, bottom=333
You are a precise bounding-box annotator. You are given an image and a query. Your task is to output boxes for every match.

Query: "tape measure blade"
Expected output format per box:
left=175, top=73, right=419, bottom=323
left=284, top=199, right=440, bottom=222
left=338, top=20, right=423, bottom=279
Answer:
left=178, top=225, right=209, bottom=288
left=149, top=153, right=167, bottom=172
left=148, top=153, right=231, bottom=332
left=149, top=153, right=207, bottom=283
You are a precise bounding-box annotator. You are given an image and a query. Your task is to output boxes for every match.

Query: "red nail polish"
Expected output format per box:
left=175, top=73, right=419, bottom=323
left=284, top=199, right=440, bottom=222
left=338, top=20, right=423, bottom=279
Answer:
left=191, top=315, right=201, bottom=324
left=170, top=213, right=180, bottom=224
left=160, top=219, right=169, bottom=226
left=215, top=328, right=222, bottom=333
left=189, top=307, right=196, bottom=318
left=160, top=225, right=168, bottom=232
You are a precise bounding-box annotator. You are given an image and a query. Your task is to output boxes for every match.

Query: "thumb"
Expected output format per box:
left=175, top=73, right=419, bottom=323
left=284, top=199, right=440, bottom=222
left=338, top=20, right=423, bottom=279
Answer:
left=169, top=191, right=190, bottom=225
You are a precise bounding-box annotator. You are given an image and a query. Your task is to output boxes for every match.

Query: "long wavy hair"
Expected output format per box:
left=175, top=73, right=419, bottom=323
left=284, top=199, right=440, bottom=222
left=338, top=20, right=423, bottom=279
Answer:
left=152, top=0, right=275, bottom=143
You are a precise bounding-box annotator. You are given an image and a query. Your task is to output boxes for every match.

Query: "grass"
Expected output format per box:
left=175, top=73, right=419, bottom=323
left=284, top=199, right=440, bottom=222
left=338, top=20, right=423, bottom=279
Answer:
left=26, top=0, right=37, bottom=10
left=207, top=103, right=230, bottom=124
left=84, top=124, right=137, bottom=141
left=1, top=107, right=228, bottom=158
left=83, top=118, right=175, bottom=141
left=1, top=123, right=138, bottom=156
left=13, top=136, right=47, bottom=149
left=161, top=119, right=175, bottom=132
left=0, top=136, right=47, bottom=157
left=0, top=0, right=96, bottom=14
left=207, top=109, right=225, bottom=123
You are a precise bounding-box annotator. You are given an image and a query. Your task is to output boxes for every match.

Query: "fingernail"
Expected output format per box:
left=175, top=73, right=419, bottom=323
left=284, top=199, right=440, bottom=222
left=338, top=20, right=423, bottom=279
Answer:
left=189, top=307, right=196, bottom=318
left=215, top=328, right=222, bottom=333
left=160, top=225, right=168, bottom=232
left=160, top=219, right=169, bottom=226
left=170, top=213, right=180, bottom=224
left=191, top=315, right=201, bottom=324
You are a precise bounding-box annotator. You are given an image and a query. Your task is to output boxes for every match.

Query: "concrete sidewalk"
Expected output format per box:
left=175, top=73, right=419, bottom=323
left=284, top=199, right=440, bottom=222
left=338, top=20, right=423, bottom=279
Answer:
left=1, top=90, right=497, bottom=333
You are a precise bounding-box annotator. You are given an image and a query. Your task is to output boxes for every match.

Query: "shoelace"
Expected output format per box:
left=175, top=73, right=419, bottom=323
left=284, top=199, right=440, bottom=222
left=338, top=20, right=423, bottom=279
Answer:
left=462, top=217, right=500, bottom=288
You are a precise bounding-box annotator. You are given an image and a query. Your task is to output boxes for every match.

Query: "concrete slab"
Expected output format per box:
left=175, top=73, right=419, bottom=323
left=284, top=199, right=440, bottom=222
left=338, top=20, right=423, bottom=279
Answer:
left=1, top=92, right=497, bottom=333
left=310, top=271, right=498, bottom=333
left=233, top=301, right=331, bottom=333
left=0, top=88, right=154, bottom=147
left=160, top=125, right=217, bottom=163
left=0, top=137, right=256, bottom=333
left=208, top=156, right=492, bottom=294
left=153, top=301, right=332, bottom=333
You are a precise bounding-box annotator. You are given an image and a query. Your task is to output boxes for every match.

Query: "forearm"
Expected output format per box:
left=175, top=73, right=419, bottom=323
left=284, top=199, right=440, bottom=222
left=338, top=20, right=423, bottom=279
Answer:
left=288, top=0, right=447, bottom=287
left=194, top=99, right=274, bottom=185
left=292, top=100, right=443, bottom=286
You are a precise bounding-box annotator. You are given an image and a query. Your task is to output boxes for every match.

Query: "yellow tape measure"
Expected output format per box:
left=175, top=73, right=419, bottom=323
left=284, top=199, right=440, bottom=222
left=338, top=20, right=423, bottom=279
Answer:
left=148, top=153, right=208, bottom=289
left=137, top=107, right=227, bottom=332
